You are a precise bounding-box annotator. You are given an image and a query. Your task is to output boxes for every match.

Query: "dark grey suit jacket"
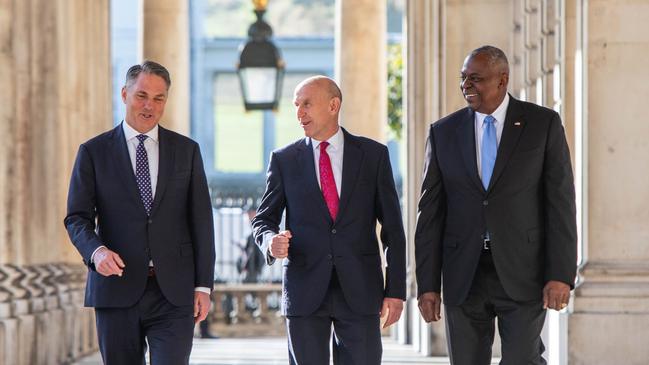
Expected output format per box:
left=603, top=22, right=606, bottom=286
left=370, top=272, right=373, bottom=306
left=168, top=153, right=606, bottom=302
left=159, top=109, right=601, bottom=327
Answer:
left=415, top=95, right=577, bottom=305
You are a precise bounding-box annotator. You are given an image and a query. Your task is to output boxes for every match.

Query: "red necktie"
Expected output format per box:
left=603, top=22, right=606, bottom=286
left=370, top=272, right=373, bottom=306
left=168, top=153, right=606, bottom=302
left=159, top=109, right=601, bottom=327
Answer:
left=319, top=141, right=339, bottom=220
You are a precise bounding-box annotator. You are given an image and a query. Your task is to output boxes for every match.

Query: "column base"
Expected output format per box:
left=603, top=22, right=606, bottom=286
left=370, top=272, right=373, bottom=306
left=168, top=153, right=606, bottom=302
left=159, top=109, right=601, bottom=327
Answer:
left=568, top=260, right=649, bottom=365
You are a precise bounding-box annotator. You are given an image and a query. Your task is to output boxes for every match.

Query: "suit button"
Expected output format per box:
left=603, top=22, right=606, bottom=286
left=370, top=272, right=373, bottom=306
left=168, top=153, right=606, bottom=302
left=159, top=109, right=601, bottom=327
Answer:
left=327, top=254, right=333, bottom=260
left=148, top=219, right=153, bottom=224
left=482, top=200, right=488, bottom=206
left=331, top=229, right=337, bottom=234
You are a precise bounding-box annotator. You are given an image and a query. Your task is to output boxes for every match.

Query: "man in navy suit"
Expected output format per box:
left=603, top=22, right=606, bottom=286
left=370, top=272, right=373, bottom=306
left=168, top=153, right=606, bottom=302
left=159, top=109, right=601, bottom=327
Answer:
left=415, top=46, right=577, bottom=364
left=252, top=76, right=406, bottom=364
left=64, top=61, right=215, bottom=365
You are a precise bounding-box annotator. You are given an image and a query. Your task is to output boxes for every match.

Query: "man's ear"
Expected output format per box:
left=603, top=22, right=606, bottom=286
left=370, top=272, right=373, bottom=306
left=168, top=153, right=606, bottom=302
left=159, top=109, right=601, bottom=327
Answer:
left=499, top=73, right=509, bottom=89
left=121, top=86, right=127, bottom=103
left=329, top=97, right=341, bottom=114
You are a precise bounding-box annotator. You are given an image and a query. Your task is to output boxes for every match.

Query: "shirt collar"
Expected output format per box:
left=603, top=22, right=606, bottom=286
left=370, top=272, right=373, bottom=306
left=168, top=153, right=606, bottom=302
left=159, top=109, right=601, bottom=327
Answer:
left=122, top=121, right=159, bottom=143
left=310, top=126, right=343, bottom=152
left=475, top=93, right=510, bottom=126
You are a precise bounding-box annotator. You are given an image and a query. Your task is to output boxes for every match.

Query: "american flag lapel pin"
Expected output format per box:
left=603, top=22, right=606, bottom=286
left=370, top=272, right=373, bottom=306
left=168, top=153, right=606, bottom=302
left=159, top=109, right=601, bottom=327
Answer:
left=514, top=121, right=522, bottom=126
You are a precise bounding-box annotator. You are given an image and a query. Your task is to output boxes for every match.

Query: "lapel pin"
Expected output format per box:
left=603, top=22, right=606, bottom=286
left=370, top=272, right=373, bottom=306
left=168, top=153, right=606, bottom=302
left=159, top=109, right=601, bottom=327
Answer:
left=514, top=121, right=522, bottom=126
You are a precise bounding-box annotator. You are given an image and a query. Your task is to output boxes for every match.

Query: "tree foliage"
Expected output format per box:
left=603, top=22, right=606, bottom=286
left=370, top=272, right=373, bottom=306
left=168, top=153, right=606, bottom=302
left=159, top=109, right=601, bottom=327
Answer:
left=387, top=43, right=403, bottom=140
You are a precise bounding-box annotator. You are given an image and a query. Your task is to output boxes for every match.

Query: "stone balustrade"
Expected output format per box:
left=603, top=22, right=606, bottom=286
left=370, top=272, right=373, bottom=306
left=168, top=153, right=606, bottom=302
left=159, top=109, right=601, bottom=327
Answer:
left=208, top=283, right=284, bottom=337
left=0, top=263, right=96, bottom=365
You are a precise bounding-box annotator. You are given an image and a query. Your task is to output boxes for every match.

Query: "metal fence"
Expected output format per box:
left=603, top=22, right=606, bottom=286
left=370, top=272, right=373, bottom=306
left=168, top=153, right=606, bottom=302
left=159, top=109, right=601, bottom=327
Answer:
left=211, top=196, right=282, bottom=284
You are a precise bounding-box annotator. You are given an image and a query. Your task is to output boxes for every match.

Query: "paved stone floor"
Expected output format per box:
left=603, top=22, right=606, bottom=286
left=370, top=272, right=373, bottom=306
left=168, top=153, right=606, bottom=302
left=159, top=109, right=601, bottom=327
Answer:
left=73, top=337, right=500, bottom=364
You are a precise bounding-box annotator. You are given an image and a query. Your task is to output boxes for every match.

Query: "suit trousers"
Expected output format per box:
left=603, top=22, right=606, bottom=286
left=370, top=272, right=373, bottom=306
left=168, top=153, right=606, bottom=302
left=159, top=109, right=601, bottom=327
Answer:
left=286, top=270, right=382, bottom=365
left=444, top=251, right=547, bottom=365
left=95, top=275, right=195, bottom=365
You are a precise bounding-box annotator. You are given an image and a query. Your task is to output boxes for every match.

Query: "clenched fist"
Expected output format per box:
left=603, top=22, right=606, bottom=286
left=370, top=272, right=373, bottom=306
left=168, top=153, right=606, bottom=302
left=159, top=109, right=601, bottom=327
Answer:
left=269, top=230, right=292, bottom=259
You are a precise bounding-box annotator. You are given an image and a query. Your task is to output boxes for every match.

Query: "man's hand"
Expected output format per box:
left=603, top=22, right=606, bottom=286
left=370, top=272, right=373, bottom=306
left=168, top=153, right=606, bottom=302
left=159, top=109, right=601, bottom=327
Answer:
left=194, top=291, right=212, bottom=324
left=543, top=280, right=571, bottom=311
left=94, top=247, right=125, bottom=277
left=380, top=297, right=404, bottom=329
left=269, top=230, right=292, bottom=259
left=418, top=292, right=442, bottom=322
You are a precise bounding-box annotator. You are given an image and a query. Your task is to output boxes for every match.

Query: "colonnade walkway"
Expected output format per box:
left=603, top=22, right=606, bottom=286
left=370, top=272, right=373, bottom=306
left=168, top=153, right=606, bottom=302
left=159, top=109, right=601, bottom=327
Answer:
left=73, top=337, right=500, bottom=364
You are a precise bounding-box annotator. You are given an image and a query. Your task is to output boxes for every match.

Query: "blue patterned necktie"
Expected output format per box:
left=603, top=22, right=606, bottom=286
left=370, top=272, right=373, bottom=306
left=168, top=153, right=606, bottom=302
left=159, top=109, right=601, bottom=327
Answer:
left=481, top=115, right=497, bottom=190
left=135, top=134, right=153, bottom=215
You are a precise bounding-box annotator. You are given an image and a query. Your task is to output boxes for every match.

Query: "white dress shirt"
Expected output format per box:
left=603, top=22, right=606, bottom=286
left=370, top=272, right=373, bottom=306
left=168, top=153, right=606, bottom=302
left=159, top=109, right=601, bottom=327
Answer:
left=474, top=93, right=509, bottom=179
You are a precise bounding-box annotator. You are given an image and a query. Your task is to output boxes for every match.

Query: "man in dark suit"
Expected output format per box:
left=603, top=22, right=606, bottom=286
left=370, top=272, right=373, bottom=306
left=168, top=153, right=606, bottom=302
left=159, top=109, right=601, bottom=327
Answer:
left=415, top=46, right=577, bottom=364
left=64, top=61, right=215, bottom=365
left=252, top=76, right=406, bottom=364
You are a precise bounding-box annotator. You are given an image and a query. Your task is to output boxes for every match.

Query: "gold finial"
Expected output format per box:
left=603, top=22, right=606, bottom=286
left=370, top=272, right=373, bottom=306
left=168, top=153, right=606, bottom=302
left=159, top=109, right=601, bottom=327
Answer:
left=252, top=0, right=268, bottom=11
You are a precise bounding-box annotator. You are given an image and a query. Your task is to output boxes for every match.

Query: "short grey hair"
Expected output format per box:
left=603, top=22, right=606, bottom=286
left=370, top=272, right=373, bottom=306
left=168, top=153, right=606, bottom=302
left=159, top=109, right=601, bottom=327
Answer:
left=470, top=45, right=509, bottom=74
left=125, top=60, right=171, bottom=89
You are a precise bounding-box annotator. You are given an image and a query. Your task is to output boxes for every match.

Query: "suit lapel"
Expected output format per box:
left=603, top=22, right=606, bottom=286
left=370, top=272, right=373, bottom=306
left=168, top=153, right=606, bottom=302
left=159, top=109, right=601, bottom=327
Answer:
left=150, top=126, right=174, bottom=217
left=455, top=108, right=484, bottom=193
left=336, top=128, right=363, bottom=224
left=296, top=138, right=332, bottom=224
left=111, top=123, right=146, bottom=213
left=488, top=96, right=525, bottom=191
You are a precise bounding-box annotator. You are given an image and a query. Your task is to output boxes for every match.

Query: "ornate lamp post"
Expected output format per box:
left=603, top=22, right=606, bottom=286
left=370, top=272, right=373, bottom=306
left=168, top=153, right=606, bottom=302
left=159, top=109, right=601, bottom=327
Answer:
left=237, top=0, right=285, bottom=111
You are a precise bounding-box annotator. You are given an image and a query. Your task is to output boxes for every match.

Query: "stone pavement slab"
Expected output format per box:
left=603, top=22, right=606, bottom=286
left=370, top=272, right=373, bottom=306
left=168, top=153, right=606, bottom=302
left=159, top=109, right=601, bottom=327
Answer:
left=73, top=337, right=485, bottom=365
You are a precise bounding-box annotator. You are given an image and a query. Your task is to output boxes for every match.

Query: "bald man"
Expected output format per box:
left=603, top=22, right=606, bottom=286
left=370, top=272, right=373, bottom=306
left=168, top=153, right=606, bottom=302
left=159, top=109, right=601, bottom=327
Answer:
left=252, top=76, right=406, bottom=364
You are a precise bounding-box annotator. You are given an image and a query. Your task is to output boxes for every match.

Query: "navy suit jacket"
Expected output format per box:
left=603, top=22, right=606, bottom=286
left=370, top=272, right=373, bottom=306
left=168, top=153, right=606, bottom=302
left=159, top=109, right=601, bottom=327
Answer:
left=415, top=96, right=577, bottom=305
left=64, top=123, right=215, bottom=308
left=252, top=128, right=406, bottom=316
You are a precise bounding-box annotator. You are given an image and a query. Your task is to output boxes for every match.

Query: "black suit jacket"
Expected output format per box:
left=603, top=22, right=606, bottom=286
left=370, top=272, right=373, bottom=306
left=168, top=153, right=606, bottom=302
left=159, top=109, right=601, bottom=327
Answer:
left=252, top=128, right=406, bottom=316
left=64, top=123, right=215, bottom=307
left=415, top=95, right=577, bottom=305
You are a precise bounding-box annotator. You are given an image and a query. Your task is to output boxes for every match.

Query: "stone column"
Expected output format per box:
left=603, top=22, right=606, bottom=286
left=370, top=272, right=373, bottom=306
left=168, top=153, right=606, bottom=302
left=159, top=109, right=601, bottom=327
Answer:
left=404, top=0, right=445, bottom=356
left=443, top=0, right=512, bottom=115
left=56, top=0, right=113, bottom=264
left=0, top=0, right=17, bottom=264
left=335, top=0, right=387, bottom=142
left=568, top=1, right=649, bottom=364
left=0, top=0, right=110, bottom=266
left=563, top=0, right=579, bottom=161
left=0, top=0, right=110, bottom=362
left=141, top=0, right=190, bottom=136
